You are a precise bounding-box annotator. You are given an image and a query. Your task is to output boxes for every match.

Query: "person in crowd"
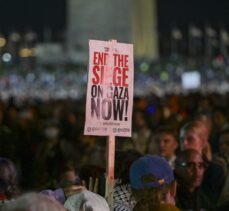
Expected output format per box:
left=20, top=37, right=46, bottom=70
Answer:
left=0, top=107, right=18, bottom=162
left=179, top=120, right=211, bottom=160
left=174, top=149, right=216, bottom=211
left=155, top=126, right=178, bottom=169
left=113, top=150, right=142, bottom=211
left=34, top=120, right=65, bottom=189
left=64, top=189, right=110, bottom=211
left=130, top=155, right=179, bottom=211
left=179, top=120, right=225, bottom=203
left=0, top=157, right=20, bottom=205
left=40, top=162, right=83, bottom=204
left=3, top=192, right=66, bottom=211
left=210, top=108, right=228, bottom=153
left=213, top=126, right=229, bottom=210
left=40, top=162, right=105, bottom=204
left=121, top=109, right=157, bottom=155
left=213, top=126, right=229, bottom=174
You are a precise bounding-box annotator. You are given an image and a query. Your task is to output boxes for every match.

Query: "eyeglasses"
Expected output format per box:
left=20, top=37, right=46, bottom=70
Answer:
left=177, top=161, right=207, bottom=169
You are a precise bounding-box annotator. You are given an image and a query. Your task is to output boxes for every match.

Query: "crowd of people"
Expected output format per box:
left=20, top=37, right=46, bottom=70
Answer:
left=1, top=91, right=229, bottom=210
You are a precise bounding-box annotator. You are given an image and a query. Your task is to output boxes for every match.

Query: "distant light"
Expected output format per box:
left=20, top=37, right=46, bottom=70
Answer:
left=9, top=32, right=21, bottom=42
left=140, top=62, right=149, bottom=72
left=19, top=48, right=33, bottom=58
left=147, top=105, right=156, bottom=114
left=181, top=71, right=201, bottom=89
left=30, top=48, right=36, bottom=56
left=0, top=37, right=6, bottom=47
left=2, top=53, right=12, bottom=62
left=160, top=71, right=169, bottom=81
left=172, top=29, right=183, bottom=40
left=25, top=31, right=37, bottom=42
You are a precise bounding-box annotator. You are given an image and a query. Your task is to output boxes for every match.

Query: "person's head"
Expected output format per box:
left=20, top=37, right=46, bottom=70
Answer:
left=4, top=192, right=66, bottom=211
left=175, top=149, right=206, bottom=192
left=130, top=155, right=176, bottom=209
left=58, top=163, right=81, bottom=187
left=179, top=121, right=208, bottom=154
left=155, top=127, right=178, bottom=159
left=133, top=109, right=150, bottom=130
left=212, top=108, right=226, bottom=129
left=115, top=149, right=142, bottom=185
left=64, top=190, right=110, bottom=211
left=0, top=157, right=19, bottom=199
left=218, top=127, right=229, bottom=157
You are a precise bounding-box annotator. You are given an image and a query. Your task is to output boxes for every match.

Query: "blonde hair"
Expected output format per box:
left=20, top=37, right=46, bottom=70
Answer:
left=180, top=120, right=212, bottom=160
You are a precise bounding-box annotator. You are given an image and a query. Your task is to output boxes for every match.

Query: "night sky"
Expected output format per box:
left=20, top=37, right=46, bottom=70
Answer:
left=0, top=0, right=229, bottom=40
left=0, top=0, right=66, bottom=40
left=157, top=0, right=229, bottom=33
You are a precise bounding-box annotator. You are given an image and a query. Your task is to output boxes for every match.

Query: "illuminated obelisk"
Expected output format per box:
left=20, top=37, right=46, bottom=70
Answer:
left=131, top=0, right=159, bottom=60
left=66, top=0, right=159, bottom=63
left=66, top=0, right=132, bottom=63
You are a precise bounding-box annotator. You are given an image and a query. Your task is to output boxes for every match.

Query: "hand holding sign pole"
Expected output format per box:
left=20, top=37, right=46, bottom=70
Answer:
left=84, top=39, right=134, bottom=209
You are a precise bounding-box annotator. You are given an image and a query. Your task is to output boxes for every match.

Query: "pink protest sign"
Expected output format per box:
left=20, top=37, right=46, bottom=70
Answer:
left=84, top=40, right=134, bottom=137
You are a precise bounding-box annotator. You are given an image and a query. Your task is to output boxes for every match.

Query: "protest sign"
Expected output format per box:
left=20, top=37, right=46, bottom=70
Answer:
left=84, top=40, right=134, bottom=137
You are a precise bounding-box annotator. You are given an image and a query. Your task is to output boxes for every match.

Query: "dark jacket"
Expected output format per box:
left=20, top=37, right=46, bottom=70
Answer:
left=176, top=185, right=217, bottom=211
left=202, top=161, right=225, bottom=203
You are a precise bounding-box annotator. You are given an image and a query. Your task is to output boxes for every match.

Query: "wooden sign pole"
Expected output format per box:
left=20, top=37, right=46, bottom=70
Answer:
left=105, top=39, right=117, bottom=210
left=105, top=135, right=115, bottom=210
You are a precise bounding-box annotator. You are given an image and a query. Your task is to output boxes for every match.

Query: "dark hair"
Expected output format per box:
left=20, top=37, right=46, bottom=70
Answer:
left=115, top=150, right=142, bottom=185
left=0, top=157, right=19, bottom=198
left=58, top=162, right=81, bottom=187
left=154, top=126, right=178, bottom=142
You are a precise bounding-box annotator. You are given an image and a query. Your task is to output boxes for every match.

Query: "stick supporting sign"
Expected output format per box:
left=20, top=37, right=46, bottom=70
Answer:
left=84, top=39, right=134, bottom=210
left=105, top=134, right=115, bottom=209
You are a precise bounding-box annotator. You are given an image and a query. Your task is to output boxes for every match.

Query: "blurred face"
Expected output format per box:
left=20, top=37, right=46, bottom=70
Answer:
left=64, top=170, right=77, bottom=183
left=181, top=129, right=204, bottom=154
left=176, top=152, right=205, bottom=191
left=219, top=133, right=229, bottom=156
left=134, top=112, right=147, bottom=129
left=60, top=169, right=80, bottom=186
left=158, top=133, right=178, bottom=159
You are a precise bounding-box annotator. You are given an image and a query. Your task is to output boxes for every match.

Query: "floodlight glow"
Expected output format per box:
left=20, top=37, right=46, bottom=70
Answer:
left=181, top=71, right=201, bottom=89
left=19, top=48, right=32, bottom=57
left=2, top=53, right=12, bottom=62
left=0, top=37, right=6, bottom=47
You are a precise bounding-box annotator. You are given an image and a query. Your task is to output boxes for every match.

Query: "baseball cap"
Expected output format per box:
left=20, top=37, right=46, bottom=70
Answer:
left=130, top=155, right=174, bottom=189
